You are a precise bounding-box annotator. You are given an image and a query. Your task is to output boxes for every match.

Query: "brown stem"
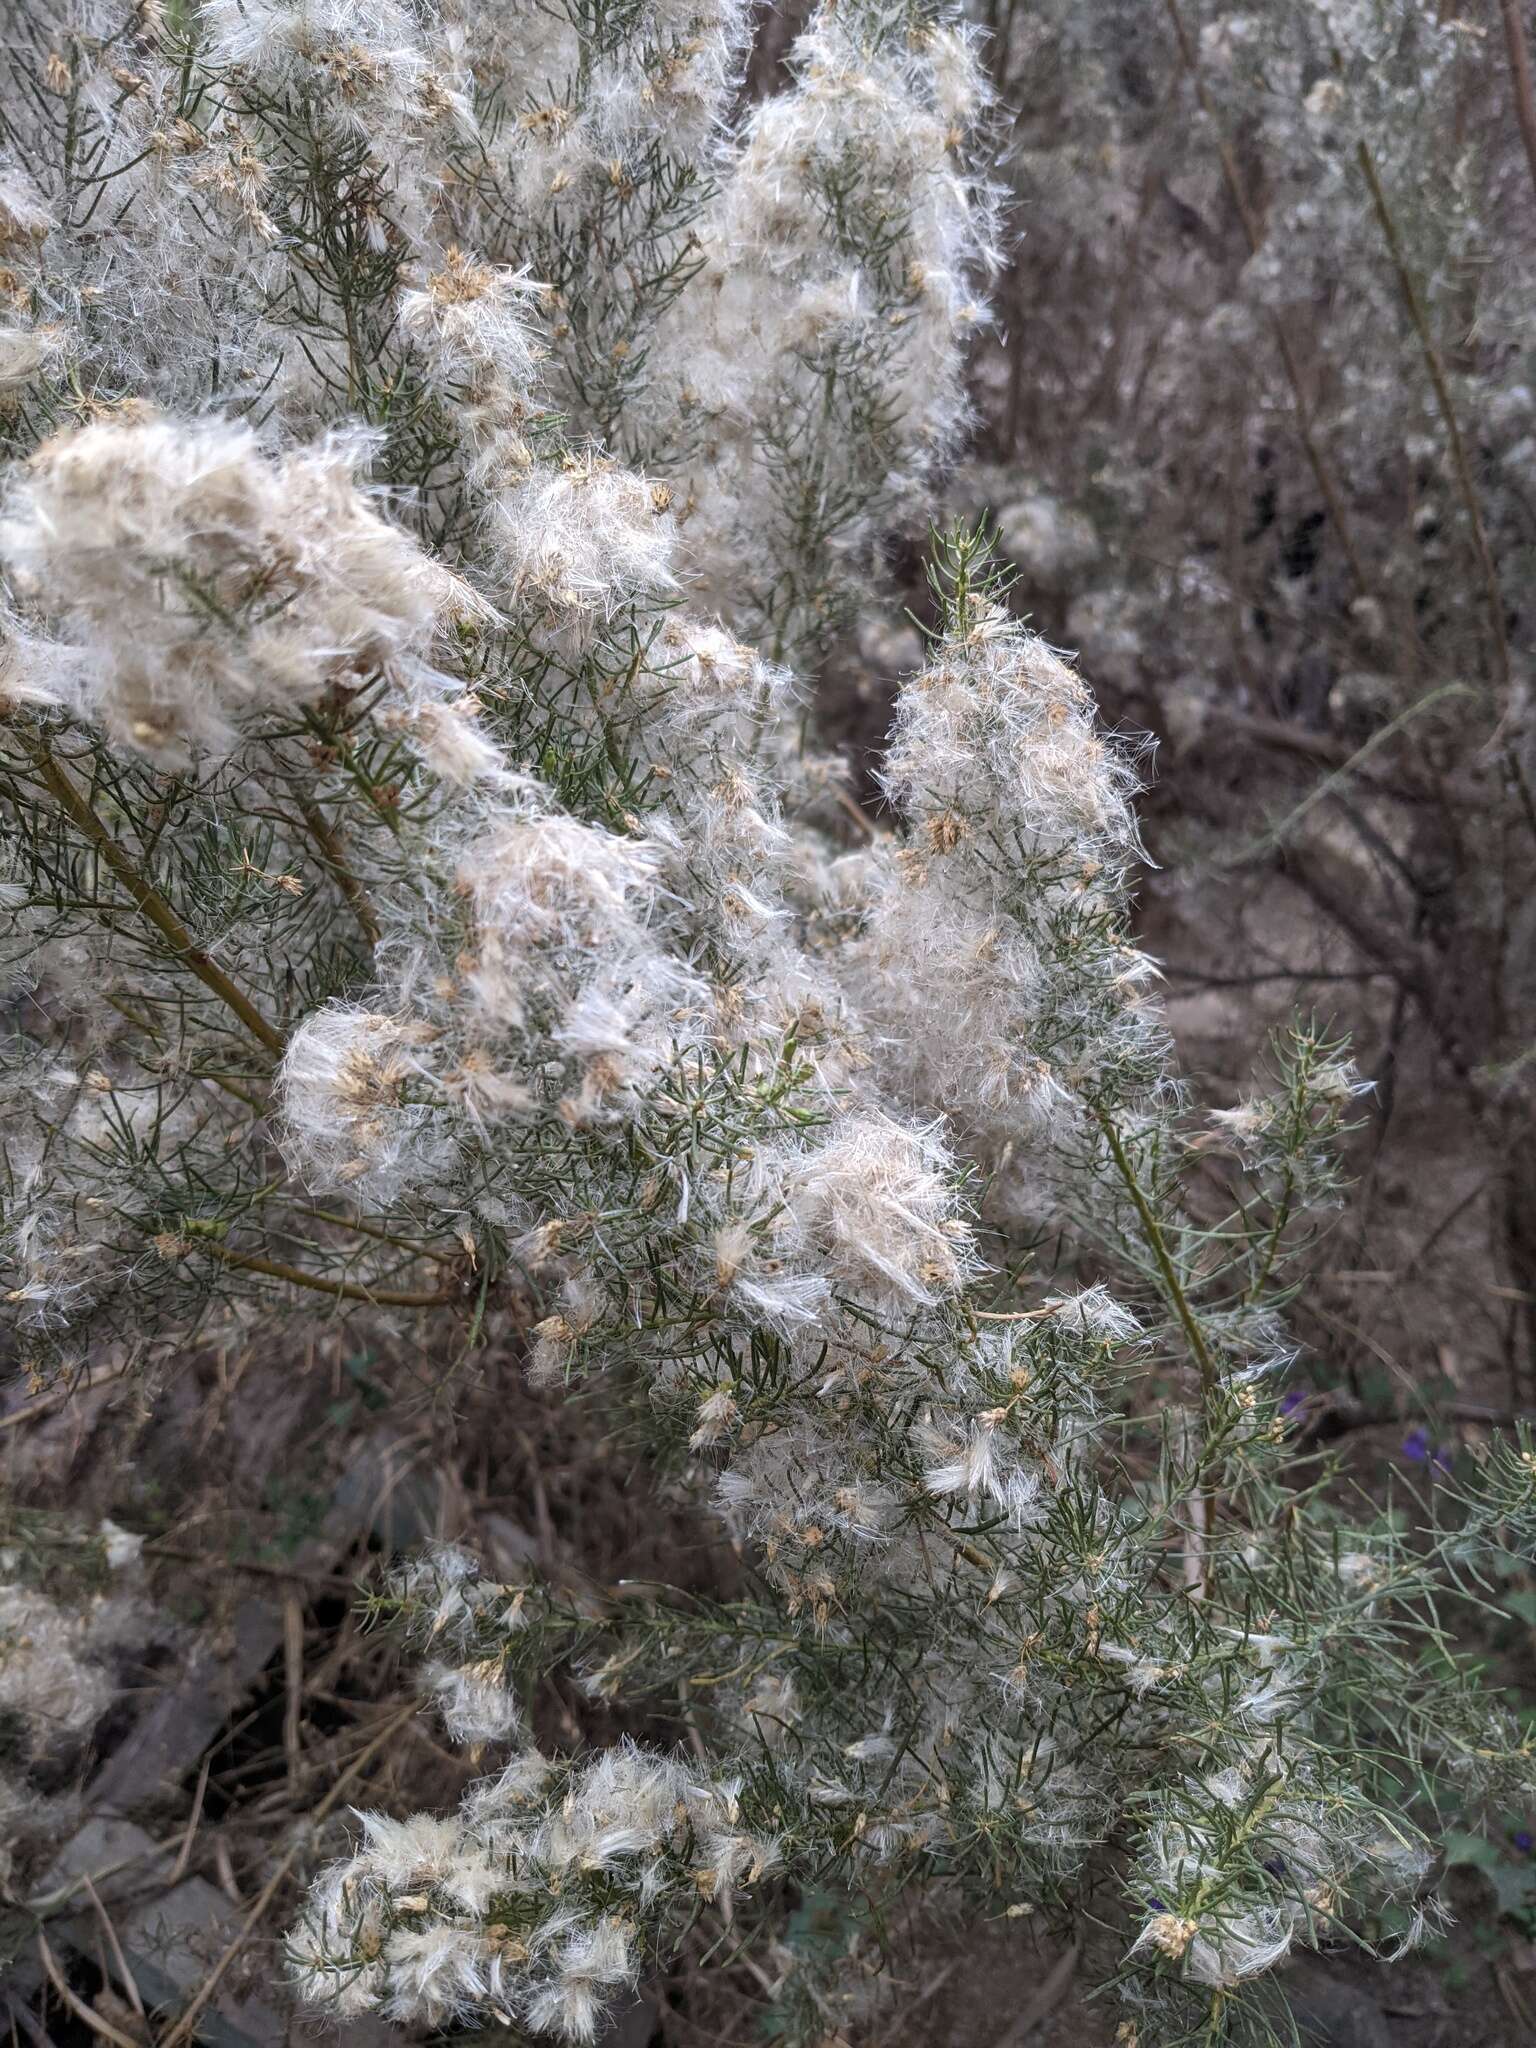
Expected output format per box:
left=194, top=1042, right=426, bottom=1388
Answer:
left=196, top=1239, right=458, bottom=1308
left=26, top=735, right=286, bottom=1056
left=144, top=1540, right=358, bottom=1584
left=0, top=1368, right=131, bottom=1434
left=1499, top=0, right=1536, bottom=206
left=293, top=791, right=381, bottom=947
left=37, top=1934, right=141, bottom=2048
left=1278, top=841, right=1443, bottom=1032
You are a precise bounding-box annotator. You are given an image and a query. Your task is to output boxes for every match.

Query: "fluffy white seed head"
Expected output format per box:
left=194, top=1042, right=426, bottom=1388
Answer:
left=0, top=419, right=471, bottom=764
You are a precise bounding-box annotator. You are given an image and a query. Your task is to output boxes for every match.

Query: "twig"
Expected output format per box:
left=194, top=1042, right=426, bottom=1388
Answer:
left=1217, top=683, right=1471, bottom=868
left=1095, top=1109, right=1217, bottom=1398
left=1445, top=1400, right=1536, bottom=1424
left=1350, top=132, right=1511, bottom=695
left=1408, top=1177, right=1492, bottom=1269
left=875, top=1958, right=963, bottom=2046
left=169, top=1758, right=210, bottom=1887
left=142, top=1541, right=357, bottom=1587
left=292, top=792, right=381, bottom=947
left=0, top=1369, right=131, bottom=1434
left=1165, top=965, right=1389, bottom=990
left=831, top=784, right=882, bottom=841
left=82, top=1875, right=146, bottom=2021
left=25, top=1830, right=187, bottom=1918
left=1181, top=1410, right=1209, bottom=1600
left=2, top=1988, right=58, bottom=2048
left=289, top=1206, right=458, bottom=1263
left=194, top=1240, right=459, bottom=1309
left=1202, top=706, right=1480, bottom=805
left=212, top=1839, right=242, bottom=1909
left=1498, top=0, right=1536, bottom=207
left=1496, top=1958, right=1536, bottom=2034
left=24, top=734, right=285, bottom=1056
left=283, top=1596, right=305, bottom=1792
left=36, top=1931, right=144, bottom=2048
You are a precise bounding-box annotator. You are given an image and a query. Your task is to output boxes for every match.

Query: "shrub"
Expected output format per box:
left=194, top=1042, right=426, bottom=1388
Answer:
left=0, top=3, right=1532, bottom=2044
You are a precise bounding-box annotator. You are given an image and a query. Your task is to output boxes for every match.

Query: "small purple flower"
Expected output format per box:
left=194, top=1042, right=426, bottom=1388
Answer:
left=1432, top=1443, right=1454, bottom=1475
left=1515, top=1830, right=1533, bottom=1856
left=1263, top=1855, right=1288, bottom=1878
left=1279, top=1390, right=1307, bottom=1421
left=1401, top=1427, right=1431, bottom=1464
left=1147, top=1896, right=1167, bottom=1912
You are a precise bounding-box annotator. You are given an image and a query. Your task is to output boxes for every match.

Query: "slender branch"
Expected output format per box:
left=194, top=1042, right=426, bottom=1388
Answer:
left=194, top=1239, right=459, bottom=1308
left=1218, top=682, right=1473, bottom=869
left=1350, top=133, right=1511, bottom=695
left=1246, top=1169, right=1295, bottom=1306
left=292, top=790, right=381, bottom=947
left=1095, top=1107, right=1218, bottom=1401
left=0, top=1367, right=131, bottom=1434
left=144, top=1540, right=360, bottom=1584
left=99, top=992, right=269, bottom=1110
left=1202, top=706, right=1480, bottom=807
left=37, top=1933, right=143, bottom=2048
left=291, top=1204, right=457, bottom=1261
left=1498, top=0, right=1536, bottom=207
left=24, top=734, right=286, bottom=1056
